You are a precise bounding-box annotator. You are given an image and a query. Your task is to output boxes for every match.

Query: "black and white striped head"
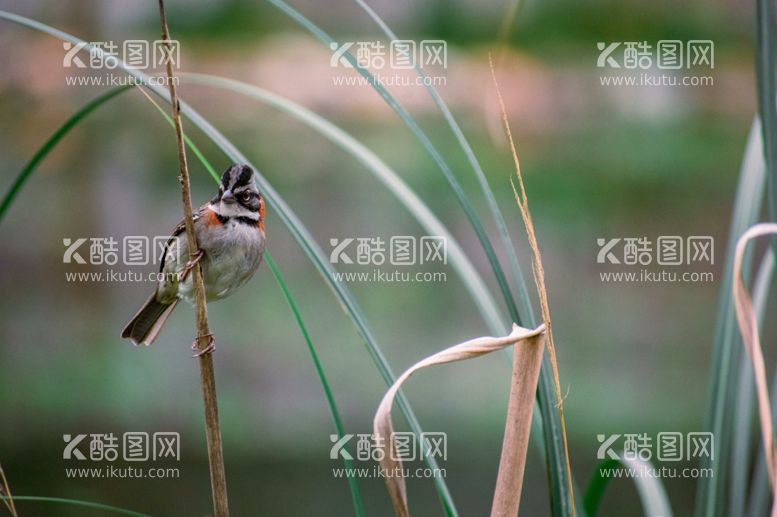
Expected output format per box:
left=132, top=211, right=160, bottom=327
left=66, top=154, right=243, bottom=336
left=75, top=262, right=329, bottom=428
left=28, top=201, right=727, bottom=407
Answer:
left=211, top=164, right=262, bottom=219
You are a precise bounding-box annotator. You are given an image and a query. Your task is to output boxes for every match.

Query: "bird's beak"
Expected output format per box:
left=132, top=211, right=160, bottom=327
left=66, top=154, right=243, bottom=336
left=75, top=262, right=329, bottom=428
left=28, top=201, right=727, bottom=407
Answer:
left=221, top=190, right=237, bottom=204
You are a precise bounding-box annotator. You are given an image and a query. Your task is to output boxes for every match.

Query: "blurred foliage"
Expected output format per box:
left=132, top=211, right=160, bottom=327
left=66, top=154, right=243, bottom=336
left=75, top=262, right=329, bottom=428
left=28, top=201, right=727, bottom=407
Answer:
left=0, top=0, right=768, bottom=515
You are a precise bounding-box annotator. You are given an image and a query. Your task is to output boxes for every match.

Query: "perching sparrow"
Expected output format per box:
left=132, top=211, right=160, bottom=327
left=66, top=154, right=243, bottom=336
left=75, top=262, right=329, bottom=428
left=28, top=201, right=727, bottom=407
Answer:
left=121, top=164, right=266, bottom=352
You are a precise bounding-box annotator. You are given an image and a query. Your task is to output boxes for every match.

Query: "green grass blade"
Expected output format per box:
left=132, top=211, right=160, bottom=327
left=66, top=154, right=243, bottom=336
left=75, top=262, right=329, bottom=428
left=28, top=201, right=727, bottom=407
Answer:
left=538, top=354, right=580, bottom=516
left=350, top=0, right=535, bottom=321
left=264, top=2, right=577, bottom=513
left=155, top=87, right=462, bottom=515
left=748, top=365, right=777, bottom=517
left=179, top=72, right=506, bottom=335
left=265, top=253, right=365, bottom=517
left=0, top=85, right=132, bottom=220
left=2, top=496, right=150, bottom=516
left=730, top=250, right=775, bottom=516
left=730, top=352, right=756, bottom=515
left=584, top=458, right=673, bottom=517
left=0, top=80, right=365, bottom=517
left=168, top=84, right=460, bottom=516
left=0, top=11, right=455, bottom=514
left=756, top=0, right=777, bottom=223
left=339, top=13, right=555, bottom=482
left=141, top=94, right=366, bottom=516
left=174, top=73, right=553, bottom=480
left=751, top=12, right=777, bottom=517
left=751, top=12, right=777, bottom=516
left=696, top=119, right=767, bottom=517
left=266, top=0, right=520, bottom=324
left=131, top=86, right=221, bottom=184
left=733, top=249, right=775, bottom=517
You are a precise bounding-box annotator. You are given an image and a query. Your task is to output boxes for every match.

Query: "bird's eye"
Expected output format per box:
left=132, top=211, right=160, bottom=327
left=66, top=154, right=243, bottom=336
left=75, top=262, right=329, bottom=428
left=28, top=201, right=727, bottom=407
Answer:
left=241, top=192, right=252, bottom=201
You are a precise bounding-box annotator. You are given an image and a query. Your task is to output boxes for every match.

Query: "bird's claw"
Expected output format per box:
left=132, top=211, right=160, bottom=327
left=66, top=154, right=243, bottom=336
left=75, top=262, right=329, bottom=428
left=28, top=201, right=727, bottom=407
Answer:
left=181, top=249, right=204, bottom=282
left=191, top=333, right=216, bottom=357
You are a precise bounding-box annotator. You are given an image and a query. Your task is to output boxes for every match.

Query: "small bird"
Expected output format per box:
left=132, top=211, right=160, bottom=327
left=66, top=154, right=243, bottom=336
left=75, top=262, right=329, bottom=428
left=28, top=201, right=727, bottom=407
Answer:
left=122, top=164, right=266, bottom=354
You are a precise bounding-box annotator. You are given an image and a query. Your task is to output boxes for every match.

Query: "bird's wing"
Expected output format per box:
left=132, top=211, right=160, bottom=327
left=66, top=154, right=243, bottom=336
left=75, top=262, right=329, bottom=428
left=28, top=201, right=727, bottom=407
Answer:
left=158, top=204, right=208, bottom=273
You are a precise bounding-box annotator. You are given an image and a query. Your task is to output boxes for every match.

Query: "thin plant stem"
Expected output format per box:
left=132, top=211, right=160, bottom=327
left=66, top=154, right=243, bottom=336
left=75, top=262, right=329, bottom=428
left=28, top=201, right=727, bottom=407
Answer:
left=1, top=496, right=148, bottom=516
left=0, top=462, right=17, bottom=517
left=490, top=333, right=545, bottom=516
left=490, top=54, right=576, bottom=515
left=157, top=1, right=229, bottom=515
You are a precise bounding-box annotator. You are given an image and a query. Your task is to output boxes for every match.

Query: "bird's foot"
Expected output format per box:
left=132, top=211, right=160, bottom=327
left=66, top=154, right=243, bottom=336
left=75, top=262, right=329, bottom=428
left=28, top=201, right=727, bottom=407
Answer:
left=181, top=249, right=204, bottom=282
left=191, top=332, right=216, bottom=357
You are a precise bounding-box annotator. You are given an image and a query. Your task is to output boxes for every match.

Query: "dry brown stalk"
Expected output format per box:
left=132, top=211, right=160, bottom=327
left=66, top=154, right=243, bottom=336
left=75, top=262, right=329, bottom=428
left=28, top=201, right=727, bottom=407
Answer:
left=157, top=1, right=229, bottom=514
left=489, top=53, right=576, bottom=516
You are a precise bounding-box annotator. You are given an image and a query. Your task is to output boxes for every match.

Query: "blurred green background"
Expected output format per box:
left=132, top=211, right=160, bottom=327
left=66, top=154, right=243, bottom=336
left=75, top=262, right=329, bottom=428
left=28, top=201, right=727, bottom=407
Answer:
left=0, top=0, right=770, bottom=515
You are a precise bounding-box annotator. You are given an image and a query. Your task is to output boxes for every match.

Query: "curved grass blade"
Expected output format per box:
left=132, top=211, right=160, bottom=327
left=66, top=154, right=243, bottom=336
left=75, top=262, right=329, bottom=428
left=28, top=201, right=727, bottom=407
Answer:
left=749, top=361, right=777, bottom=517
left=0, top=80, right=365, bottom=517
left=0, top=10, right=455, bottom=514
left=0, top=85, right=132, bottom=220
left=749, top=0, right=777, bottom=509
left=179, top=72, right=505, bottom=334
left=2, top=496, right=149, bottom=516
left=266, top=0, right=520, bottom=324
left=171, top=73, right=552, bottom=492
left=133, top=86, right=220, bottom=181
left=731, top=249, right=775, bottom=516
left=373, top=323, right=547, bottom=517
left=748, top=0, right=777, bottom=506
left=584, top=458, right=673, bottom=517
left=731, top=224, right=777, bottom=514
left=696, top=119, right=767, bottom=517
left=264, top=253, right=365, bottom=517
left=136, top=86, right=366, bottom=515
left=339, top=13, right=558, bottom=479
left=350, top=0, right=535, bottom=321
left=261, top=3, right=581, bottom=514
left=746, top=256, right=777, bottom=517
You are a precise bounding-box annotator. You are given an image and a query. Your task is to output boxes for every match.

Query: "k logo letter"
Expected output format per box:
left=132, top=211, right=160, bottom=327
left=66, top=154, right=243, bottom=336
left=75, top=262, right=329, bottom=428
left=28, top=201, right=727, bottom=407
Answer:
left=330, top=434, right=354, bottom=460
left=597, top=42, right=621, bottom=68
left=63, top=238, right=88, bottom=264
left=63, top=434, right=87, bottom=460
left=597, top=238, right=621, bottom=264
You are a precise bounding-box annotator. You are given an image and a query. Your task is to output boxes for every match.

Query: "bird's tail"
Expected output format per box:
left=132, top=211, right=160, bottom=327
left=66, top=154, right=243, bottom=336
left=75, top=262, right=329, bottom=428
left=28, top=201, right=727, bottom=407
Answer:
left=121, top=294, right=179, bottom=346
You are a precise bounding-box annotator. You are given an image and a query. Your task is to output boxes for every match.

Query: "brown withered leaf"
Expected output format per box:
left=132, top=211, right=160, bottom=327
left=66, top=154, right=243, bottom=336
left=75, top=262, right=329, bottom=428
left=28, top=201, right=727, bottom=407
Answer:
left=373, top=323, right=546, bottom=517
left=732, top=222, right=777, bottom=517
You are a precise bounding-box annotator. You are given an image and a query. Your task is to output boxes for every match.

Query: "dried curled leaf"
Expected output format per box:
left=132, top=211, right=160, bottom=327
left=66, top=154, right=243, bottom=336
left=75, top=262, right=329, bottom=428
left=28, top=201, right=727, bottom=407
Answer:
left=732, top=222, right=777, bottom=517
left=373, top=323, right=547, bottom=517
